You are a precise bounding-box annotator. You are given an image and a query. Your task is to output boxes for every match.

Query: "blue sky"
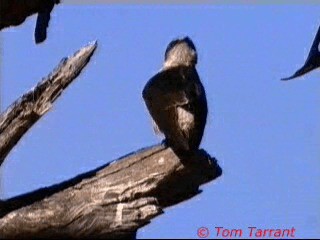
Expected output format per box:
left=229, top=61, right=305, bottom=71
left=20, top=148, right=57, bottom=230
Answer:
left=1, top=4, right=319, bottom=239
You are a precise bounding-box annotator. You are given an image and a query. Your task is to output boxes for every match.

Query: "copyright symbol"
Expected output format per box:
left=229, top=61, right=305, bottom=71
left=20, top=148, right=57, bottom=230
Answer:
left=197, top=227, right=209, bottom=238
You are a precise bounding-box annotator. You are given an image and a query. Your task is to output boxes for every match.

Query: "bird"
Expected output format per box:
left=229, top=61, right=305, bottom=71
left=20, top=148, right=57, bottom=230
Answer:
left=34, top=0, right=60, bottom=44
left=282, top=25, right=320, bottom=80
left=142, top=37, right=208, bottom=154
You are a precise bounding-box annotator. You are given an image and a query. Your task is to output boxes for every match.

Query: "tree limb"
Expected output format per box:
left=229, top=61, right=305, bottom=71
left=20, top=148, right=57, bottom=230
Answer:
left=0, top=41, right=97, bottom=166
left=0, top=0, right=60, bottom=43
left=0, top=36, right=222, bottom=239
left=0, top=144, right=222, bottom=239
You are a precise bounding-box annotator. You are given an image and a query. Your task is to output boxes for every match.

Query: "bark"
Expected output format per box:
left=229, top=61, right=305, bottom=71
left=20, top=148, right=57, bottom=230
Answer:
left=0, top=145, right=221, bottom=239
left=0, top=35, right=222, bottom=239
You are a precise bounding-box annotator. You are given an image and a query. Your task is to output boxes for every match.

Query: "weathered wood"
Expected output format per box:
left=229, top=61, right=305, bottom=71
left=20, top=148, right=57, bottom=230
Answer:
left=0, top=144, right=222, bottom=239
left=0, top=41, right=97, bottom=166
left=0, top=0, right=60, bottom=43
left=0, top=33, right=222, bottom=238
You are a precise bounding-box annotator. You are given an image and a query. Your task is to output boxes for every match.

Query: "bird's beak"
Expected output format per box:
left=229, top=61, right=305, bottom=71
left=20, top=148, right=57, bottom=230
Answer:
left=281, top=62, right=318, bottom=81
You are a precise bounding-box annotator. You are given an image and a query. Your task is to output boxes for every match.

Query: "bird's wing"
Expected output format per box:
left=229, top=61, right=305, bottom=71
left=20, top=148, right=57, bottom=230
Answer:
left=152, top=118, right=163, bottom=135
left=282, top=25, right=320, bottom=81
left=143, top=67, right=207, bottom=151
left=308, top=25, right=320, bottom=55
left=281, top=62, right=316, bottom=81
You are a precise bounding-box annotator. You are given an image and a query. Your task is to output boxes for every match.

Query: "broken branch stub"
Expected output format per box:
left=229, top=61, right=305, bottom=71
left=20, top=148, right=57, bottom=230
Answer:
left=0, top=41, right=97, bottom=166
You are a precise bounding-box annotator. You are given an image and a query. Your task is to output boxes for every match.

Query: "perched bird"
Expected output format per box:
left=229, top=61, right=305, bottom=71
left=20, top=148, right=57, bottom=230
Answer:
left=282, top=25, right=320, bottom=80
left=142, top=37, right=208, bottom=154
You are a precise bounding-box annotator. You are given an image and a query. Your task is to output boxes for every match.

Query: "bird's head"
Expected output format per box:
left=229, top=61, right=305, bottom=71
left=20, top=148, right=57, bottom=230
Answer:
left=163, top=37, right=198, bottom=69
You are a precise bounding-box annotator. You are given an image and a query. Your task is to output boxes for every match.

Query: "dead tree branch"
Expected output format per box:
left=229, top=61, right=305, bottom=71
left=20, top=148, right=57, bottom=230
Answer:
left=0, top=41, right=97, bottom=166
left=0, top=37, right=222, bottom=239
left=0, top=145, right=221, bottom=239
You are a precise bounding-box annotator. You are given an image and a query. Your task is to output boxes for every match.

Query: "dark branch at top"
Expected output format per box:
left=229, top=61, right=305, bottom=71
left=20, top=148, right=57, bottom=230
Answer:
left=0, top=0, right=60, bottom=43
